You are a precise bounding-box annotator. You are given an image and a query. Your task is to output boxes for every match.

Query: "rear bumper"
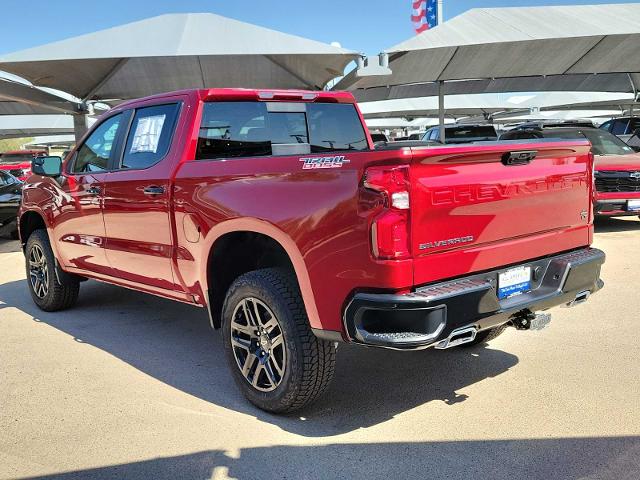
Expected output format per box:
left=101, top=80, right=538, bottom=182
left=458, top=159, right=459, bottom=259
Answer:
left=341, top=248, right=605, bottom=350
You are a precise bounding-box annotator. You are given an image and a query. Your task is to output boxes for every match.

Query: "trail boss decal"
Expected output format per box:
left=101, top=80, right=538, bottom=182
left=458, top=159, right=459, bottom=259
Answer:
left=300, top=155, right=350, bottom=170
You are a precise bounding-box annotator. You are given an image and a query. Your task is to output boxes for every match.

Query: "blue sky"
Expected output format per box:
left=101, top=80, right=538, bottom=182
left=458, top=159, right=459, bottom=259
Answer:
left=0, top=0, right=637, bottom=55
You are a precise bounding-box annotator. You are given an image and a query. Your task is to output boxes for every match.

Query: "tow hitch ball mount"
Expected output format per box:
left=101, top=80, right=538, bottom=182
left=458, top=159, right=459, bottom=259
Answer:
left=510, top=310, right=552, bottom=331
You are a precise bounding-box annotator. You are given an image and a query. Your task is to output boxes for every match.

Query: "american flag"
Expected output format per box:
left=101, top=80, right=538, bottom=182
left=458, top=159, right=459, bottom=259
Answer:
left=412, top=0, right=438, bottom=34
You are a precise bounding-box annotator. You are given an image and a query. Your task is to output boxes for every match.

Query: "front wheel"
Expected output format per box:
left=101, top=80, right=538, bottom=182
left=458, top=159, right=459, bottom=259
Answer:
left=222, top=268, right=336, bottom=413
left=25, top=229, right=79, bottom=311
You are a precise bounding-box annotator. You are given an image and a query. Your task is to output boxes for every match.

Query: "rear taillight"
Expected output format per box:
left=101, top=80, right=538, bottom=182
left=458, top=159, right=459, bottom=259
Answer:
left=363, top=165, right=411, bottom=260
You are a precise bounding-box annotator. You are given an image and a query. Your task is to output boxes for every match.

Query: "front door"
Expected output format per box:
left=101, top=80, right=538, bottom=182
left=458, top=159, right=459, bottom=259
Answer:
left=102, top=102, right=182, bottom=291
left=54, top=112, right=125, bottom=276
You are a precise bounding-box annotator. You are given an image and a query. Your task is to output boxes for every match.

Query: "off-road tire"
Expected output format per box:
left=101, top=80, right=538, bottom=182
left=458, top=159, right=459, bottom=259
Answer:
left=222, top=268, right=336, bottom=413
left=461, top=324, right=508, bottom=347
left=25, top=229, right=79, bottom=311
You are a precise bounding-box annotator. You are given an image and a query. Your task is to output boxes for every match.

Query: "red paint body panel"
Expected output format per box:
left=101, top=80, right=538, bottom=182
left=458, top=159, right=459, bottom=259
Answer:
left=409, top=143, right=593, bottom=285
left=19, top=88, right=597, bottom=335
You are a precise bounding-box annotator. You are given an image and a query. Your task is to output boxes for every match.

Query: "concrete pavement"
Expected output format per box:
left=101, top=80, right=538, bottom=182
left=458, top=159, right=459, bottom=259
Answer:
left=1, top=217, right=639, bottom=479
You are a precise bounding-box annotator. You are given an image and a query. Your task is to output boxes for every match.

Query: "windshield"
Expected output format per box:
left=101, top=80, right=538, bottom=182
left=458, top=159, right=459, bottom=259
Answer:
left=523, top=128, right=636, bottom=156
left=447, top=126, right=497, bottom=139
left=579, top=129, right=635, bottom=156
left=0, top=153, right=34, bottom=164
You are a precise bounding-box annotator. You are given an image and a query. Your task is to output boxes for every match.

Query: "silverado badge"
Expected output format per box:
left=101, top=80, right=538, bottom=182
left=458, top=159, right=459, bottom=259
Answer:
left=419, top=236, right=475, bottom=250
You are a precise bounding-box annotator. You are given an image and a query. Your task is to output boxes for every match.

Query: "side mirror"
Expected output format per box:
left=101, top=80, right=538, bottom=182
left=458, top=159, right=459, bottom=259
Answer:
left=32, top=156, right=62, bottom=177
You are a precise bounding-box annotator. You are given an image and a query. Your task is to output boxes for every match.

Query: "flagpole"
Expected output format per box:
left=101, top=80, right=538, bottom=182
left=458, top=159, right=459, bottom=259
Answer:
left=438, top=0, right=444, bottom=25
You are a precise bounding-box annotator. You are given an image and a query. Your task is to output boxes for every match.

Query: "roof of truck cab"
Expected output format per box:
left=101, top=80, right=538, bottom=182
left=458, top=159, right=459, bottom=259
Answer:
left=115, top=88, right=356, bottom=110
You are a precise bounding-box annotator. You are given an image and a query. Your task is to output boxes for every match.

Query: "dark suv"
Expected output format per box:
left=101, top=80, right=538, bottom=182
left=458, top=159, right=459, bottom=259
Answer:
left=599, top=116, right=640, bottom=142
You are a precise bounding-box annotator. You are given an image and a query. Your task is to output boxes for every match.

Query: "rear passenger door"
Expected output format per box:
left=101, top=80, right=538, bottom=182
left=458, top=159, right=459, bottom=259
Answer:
left=102, top=100, right=183, bottom=291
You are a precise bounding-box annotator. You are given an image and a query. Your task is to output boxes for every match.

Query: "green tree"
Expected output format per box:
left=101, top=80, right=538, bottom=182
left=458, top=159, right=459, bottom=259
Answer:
left=0, top=138, right=33, bottom=153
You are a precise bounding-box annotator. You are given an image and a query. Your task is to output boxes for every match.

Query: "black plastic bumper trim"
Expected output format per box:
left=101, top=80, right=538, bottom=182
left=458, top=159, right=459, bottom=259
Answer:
left=342, top=247, right=605, bottom=350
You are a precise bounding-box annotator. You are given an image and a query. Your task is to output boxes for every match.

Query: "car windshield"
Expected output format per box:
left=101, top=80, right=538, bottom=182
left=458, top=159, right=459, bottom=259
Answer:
left=0, top=153, right=34, bottom=164
left=447, top=126, right=497, bottom=139
left=579, top=129, right=635, bottom=156
left=539, top=128, right=634, bottom=156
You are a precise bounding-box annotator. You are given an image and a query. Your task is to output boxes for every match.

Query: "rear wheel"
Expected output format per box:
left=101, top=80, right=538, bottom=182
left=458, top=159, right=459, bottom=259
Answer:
left=460, top=324, right=508, bottom=347
left=25, top=229, right=79, bottom=311
left=222, top=268, right=336, bottom=413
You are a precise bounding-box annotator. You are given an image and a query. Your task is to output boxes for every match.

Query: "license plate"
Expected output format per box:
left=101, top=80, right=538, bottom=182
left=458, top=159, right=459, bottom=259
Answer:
left=498, top=266, right=532, bottom=299
left=628, top=200, right=640, bottom=211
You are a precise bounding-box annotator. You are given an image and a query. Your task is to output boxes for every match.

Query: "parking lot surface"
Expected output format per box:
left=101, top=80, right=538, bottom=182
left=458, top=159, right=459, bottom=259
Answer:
left=1, top=218, right=639, bottom=480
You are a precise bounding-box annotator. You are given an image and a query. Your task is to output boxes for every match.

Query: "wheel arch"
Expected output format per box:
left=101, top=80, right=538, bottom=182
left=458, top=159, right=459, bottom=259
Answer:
left=201, top=218, right=320, bottom=330
left=19, top=210, right=48, bottom=249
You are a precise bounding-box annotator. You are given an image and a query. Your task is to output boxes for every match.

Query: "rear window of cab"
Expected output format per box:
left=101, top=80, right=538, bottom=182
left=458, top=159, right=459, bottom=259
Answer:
left=195, top=101, right=368, bottom=160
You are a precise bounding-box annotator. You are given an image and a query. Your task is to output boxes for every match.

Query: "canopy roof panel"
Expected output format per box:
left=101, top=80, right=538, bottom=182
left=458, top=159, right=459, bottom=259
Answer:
left=0, top=13, right=359, bottom=100
left=340, top=4, right=640, bottom=91
left=359, top=91, right=635, bottom=119
left=0, top=114, right=74, bottom=140
left=0, top=79, right=82, bottom=114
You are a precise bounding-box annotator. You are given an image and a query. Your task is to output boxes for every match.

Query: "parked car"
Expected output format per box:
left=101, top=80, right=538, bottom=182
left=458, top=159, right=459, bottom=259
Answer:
left=512, top=120, right=595, bottom=130
left=599, top=116, right=640, bottom=143
left=0, top=170, right=22, bottom=239
left=500, top=126, right=640, bottom=218
left=0, top=150, right=47, bottom=181
left=19, top=88, right=604, bottom=413
left=421, top=124, right=498, bottom=144
left=369, top=133, right=388, bottom=143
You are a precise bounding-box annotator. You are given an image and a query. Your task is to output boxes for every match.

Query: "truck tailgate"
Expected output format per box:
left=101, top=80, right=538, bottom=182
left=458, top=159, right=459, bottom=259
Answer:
left=409, top=141, right=594, bottom=285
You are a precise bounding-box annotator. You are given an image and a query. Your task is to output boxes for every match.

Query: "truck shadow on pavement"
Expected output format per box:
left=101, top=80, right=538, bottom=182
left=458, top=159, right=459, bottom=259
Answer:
left=0, top=238, right=21, bottom=253
left=594, top=216, right=640, bottom=233
left=16, top=436, right=640, bottom=480
left=0, top=278, right=519, bottom=437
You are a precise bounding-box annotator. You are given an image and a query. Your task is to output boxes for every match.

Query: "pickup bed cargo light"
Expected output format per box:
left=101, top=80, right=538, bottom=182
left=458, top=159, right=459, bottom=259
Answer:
left=363, top=165, right=411, bottom=260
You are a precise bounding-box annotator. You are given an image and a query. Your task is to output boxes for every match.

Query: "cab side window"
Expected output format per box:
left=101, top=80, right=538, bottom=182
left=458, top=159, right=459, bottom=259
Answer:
left=599, top=120, right=612, bottom=132
left=611, top=119, right=630, bottom=136
left=121, top=103, right=180, bottom=170
left=72, top=114, right=123, bottom=174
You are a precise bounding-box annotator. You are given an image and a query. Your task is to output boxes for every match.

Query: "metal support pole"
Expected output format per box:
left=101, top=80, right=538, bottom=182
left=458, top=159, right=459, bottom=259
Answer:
left=437, top=0, right=444, bottom=26
left=438, top=80, right=446, bottom=144
left=73, top=114, right=90, bottom=144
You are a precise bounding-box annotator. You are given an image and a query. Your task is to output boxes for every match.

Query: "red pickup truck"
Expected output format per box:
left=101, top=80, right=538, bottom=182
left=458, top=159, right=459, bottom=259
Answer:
left=0, top=149, right=47, bottom=181
left=18, top=89, right=605, bottom=412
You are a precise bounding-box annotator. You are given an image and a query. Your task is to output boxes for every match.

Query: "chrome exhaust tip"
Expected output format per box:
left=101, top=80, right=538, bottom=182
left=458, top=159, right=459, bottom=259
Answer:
left=434, top=326, right=477, bottom=349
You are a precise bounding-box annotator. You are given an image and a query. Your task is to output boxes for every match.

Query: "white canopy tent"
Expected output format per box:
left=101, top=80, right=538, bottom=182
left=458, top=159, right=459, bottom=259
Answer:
left=0, top=115, right=76, bottom=140
left=359, top=91, right=636, bottom=120
left=365, top=117, right=454, bottom=131
left=0, top=13, right=358, bottom=102
left=338, top=4, right=640, bottom=140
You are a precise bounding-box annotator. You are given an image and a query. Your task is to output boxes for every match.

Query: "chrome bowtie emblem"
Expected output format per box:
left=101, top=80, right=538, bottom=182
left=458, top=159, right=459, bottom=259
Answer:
left=630, top=171, right=640, bottom=180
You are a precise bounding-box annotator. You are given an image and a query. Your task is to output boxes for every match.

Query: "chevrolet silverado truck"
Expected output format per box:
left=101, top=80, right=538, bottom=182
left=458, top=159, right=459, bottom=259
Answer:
left=19, top=89, right=605, bottom=413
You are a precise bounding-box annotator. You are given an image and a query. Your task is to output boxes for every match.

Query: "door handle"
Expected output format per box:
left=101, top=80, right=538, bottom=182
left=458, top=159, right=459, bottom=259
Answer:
left=143, top=185, right=165, bottom=196
left=87, top=186, right=101, bottom=195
